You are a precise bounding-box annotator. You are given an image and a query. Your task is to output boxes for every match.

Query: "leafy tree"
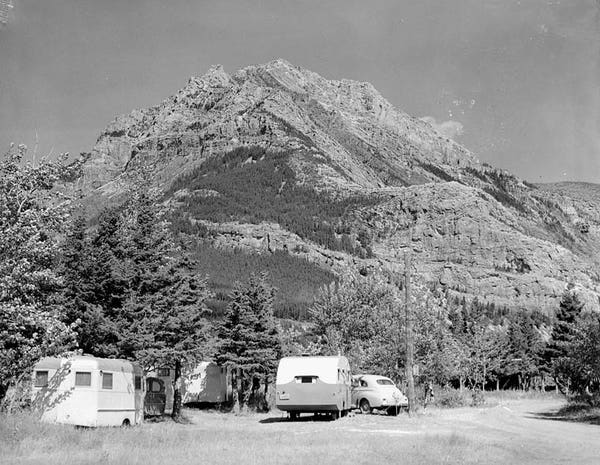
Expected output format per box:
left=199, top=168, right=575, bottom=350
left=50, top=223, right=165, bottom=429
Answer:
left=414, top=290, right=468, bottom=387
left=310, top=272, right=402, bottom=378
left=504, top=312, right=545, bottom=389
left=567, top=313, right=600, bottom=398
left=215, top=273, right=282, bottom=412
left=0, top=146, right=81, bottom=403
left=311, top=272, right=469, bottom=390
left=465, top=326, right=508, bottom=391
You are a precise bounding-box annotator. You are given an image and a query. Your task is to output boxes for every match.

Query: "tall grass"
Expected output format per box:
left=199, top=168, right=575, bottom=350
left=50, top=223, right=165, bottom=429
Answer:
left=1, top=410, right=521, bottom=465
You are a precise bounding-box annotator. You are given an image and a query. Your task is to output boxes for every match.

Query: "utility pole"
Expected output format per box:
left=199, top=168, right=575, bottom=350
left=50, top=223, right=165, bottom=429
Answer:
left=0, top=1, right=14, bottom=28
left=404, top=248, right=416, bottom=415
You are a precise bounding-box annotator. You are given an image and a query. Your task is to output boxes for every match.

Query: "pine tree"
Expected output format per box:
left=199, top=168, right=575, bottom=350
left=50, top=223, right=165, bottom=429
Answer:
left=60, top=184, right=213, bottom=418
left=216, top=273, right=281, bottom=412
left=505, top=312, right=544, bottom=389
left=126, top=257, right=212, bottom=419
left=545, top=288, right=584, bottom=394
left=59, top=216, right=108, bottom=355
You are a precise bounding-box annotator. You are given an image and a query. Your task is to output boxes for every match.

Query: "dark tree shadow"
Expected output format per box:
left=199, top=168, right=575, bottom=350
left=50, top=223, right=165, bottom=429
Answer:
left=259, top=413, right=338, bottom=424
left=527, top=404, right=600, bottom=426
left=31, top=361, right=74, bottom=416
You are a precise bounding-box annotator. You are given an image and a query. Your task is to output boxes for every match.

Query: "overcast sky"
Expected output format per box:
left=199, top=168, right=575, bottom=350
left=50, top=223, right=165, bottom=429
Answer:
left=0, top=0, right=598, bottom=183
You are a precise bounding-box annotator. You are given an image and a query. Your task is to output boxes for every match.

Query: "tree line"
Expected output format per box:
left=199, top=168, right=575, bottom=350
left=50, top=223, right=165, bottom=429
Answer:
left=0, top=148, right=281, bottom=417
left=307, top=272, right=600, bottom=403
left=1, top=147, right=599, bottom=417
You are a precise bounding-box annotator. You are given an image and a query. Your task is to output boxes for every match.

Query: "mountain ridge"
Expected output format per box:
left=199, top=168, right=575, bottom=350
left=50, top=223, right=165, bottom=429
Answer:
left=77, top=59, right=600, bottom=316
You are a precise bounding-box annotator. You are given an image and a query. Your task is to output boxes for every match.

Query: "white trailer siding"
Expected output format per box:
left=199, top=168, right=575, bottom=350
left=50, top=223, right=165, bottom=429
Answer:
left=275, top=356, right=352, bottom=417
left=182, top=362, right=231, bottom=404
left=32, top=356, right=143, bottom=427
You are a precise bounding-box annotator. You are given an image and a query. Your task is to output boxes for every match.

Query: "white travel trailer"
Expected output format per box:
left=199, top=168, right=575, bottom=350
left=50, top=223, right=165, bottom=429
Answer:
left=31, top=356, right=144, bottom=427
left=182, top=361, right=231, bottom=405
left=276, top=356, right=352, bottom=420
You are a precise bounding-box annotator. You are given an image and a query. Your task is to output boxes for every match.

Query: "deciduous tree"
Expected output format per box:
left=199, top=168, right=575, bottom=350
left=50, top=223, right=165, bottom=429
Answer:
left=0, top=146, right=81, bottom=403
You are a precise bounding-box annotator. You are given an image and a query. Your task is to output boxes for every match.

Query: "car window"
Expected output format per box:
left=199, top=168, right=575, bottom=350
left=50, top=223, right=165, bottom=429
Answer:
left=376, top=379, right=394, bottom=386
left=360, top=380, right=368, bottom=387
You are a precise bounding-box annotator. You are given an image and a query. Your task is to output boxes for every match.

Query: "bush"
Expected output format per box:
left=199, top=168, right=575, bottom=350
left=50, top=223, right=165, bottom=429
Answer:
left=435, top=388, right=470, bottom=408
left=471, top=389, right=485, bottom=406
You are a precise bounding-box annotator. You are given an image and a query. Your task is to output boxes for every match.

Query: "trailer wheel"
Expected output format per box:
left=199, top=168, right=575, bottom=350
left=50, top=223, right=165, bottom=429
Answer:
left=121, top=418, right=131, bottom=428
left=359, top=399, right=371, bottom=414
left=387, top=406, right=399, bottom=416
left=330, top=410, right=339, bottom=421
left=289, top=412, right=299, bottom=421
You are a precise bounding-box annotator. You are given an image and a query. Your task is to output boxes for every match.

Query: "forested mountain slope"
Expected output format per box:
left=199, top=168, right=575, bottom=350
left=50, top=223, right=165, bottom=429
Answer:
left=76, top=60, right=600, bottom=316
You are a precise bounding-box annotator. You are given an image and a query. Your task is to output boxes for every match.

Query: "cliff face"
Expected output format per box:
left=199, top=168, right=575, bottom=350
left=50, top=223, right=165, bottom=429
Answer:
left=79, top=59, right=600, bottom=314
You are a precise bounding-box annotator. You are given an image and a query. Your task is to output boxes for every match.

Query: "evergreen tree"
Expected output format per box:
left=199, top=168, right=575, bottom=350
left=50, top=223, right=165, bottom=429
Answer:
left=216, top=273, right=281, bottom=412
left=60, top=185, right=212, bottom=418
left=59, top=216, right=108, bottom=355
left=545, top=288, right=584, bottom=393
left=125, top=257, right=212, bottom=419
left=505, top=312, right=544, bottom=389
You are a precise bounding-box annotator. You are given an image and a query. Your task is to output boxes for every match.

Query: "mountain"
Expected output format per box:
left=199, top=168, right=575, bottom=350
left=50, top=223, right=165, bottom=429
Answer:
left=77, top=59, right=600, bottom=317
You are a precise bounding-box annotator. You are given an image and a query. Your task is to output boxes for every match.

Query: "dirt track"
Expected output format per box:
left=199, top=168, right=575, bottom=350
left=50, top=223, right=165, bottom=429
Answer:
left=186, top=397, right=600, bottom=465
left=385, top=398, right=600, bottom=464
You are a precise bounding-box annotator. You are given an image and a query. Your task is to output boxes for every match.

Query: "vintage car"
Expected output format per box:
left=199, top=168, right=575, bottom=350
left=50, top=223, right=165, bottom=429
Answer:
left=351, top=374, right=408, bottom=415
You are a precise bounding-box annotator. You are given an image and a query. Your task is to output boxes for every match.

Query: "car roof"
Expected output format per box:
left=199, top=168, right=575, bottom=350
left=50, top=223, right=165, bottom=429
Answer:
left=353, top=374, right=393, bottom=381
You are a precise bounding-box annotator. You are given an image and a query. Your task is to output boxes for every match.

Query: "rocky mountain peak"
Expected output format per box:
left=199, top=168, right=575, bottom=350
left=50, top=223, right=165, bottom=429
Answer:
left=78, top=60, right=600, bottom=316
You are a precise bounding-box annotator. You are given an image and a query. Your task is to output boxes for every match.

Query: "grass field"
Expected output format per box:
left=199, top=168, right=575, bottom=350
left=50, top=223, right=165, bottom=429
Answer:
left=2, top=394, right=599, bottom=465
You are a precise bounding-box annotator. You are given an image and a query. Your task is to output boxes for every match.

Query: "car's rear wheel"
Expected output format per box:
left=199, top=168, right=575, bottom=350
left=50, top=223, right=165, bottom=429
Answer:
left=359, top=399, right=371, bottom=414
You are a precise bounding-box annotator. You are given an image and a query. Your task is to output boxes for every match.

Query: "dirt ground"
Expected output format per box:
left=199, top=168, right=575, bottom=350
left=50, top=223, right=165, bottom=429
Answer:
left=182, top=397, right=600, bottom=465
left=3, top=396, right=600, bottom=465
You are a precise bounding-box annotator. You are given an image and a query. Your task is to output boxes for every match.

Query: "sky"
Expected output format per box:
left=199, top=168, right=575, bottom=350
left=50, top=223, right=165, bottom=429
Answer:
left=0, top=0, right=598, bottom=183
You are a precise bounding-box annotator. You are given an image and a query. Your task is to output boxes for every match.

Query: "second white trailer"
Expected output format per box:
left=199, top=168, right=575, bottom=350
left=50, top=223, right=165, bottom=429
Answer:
left=275, top=356, right=352, bottom=420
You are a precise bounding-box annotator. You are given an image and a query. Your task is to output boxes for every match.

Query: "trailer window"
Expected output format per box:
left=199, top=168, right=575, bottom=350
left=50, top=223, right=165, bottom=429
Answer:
left=34, top=371, right=48, bottom=387
left=102, top=372, right=113, bottom=389
left=134, top=376, right=142, bottom=390
left=148, top=379, right=163, bottom=392
left=157, top=368, right=170, bottom=377
left=295, top=376, right=317, bottom=384
left=75, top=372, right=92, bottom=387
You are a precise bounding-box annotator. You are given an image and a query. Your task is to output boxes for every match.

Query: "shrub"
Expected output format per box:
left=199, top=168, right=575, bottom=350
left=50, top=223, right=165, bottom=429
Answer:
left=471, top=388, right=486, bottom=406
left=435, top=388, right=470, bottom=408
left=420, top=163, right=457, bottom=182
